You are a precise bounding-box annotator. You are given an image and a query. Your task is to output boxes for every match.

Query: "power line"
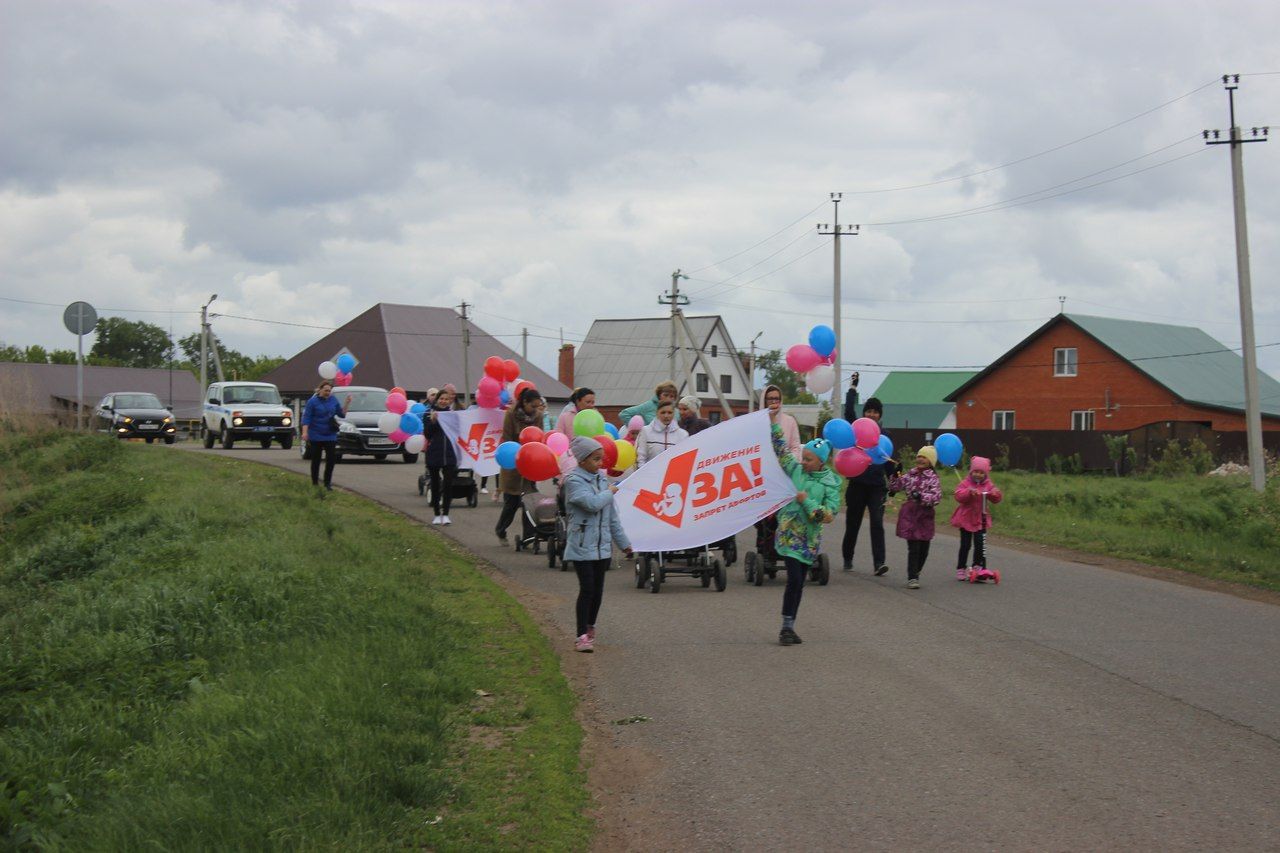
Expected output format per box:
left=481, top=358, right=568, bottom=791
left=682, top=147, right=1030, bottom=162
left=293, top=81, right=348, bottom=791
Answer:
left=0, top=294, right=198, bottom=315
left=684, top=199, right=829, bottom=275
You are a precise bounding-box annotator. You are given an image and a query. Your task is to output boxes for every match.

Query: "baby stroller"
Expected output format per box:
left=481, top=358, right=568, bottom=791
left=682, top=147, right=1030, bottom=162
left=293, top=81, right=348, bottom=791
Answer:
left=515, top=486, right=568, bottom=569
left=743, top=512, right=830, bottom=587
left=417, top=467, right=479, bottom=508
left=633, top=545, right=727, bottom=593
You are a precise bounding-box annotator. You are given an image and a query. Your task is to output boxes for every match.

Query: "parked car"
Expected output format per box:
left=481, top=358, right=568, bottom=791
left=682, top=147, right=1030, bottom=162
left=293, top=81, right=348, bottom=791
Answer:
left=201, top=381, right=294, bottom=449
left=95, top=392, right=178, bottom=444
left=298, top=386, right=419, bottom=463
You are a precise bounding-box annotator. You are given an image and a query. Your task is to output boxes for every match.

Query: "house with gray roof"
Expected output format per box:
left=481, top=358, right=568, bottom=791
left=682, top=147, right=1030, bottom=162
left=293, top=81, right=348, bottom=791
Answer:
left=0, top=361, right=204, bottom=420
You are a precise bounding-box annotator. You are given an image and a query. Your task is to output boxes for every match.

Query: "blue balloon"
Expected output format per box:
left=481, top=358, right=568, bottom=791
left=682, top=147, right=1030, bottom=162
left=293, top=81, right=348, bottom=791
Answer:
left=935, top=433, right=963, bottom=467
left=878, top=433, right=894, bottom=460
left=868, top=446, right=888, bottom=464
left=822, top=418, right=856, bottom=449
left=399, top=412, right=423, bottom=435
left=499, top=389, right=512, bottom=405
left=808, top=324, right=837, bottom=358
left=409, top=402, right=427, bottom=416
left=335, top=353, right=356, bottom=374
left=495, top=440, right=520, bottom=469
left=604, top=422, right=620, bottom=439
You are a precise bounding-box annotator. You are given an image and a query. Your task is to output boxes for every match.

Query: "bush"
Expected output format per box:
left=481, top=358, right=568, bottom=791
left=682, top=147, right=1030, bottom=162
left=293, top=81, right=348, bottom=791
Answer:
left=993, top=442, right=1011, bottom=471
left=1103, top=434, right=1137, bottom=476
left=1150, top=438, right=1213, bottom=477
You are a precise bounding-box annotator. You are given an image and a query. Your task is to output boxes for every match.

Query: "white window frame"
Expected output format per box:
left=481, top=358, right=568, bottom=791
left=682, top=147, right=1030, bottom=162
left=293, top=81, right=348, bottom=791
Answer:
left=1054, top=347, right=1078, bottom=377
left=992, top=410, right=1015, bottom=430
left=696, top=373, right=708, bottom=393
left=1071, top=409, right=1095, bottom=431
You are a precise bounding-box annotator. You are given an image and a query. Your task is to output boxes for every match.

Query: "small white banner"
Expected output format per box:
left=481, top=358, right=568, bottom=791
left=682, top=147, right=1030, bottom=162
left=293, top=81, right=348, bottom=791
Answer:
left=436, top=407, right=505, bottom=476
left=614, top=410, right=797, bottom=552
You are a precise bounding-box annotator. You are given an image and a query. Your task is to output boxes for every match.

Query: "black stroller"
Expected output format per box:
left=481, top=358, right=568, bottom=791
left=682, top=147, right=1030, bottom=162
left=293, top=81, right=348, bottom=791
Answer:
left=633, top=545, right=727, bottom=593
left=515, top=487, right=568, bottom=569
left=743, top=512, right=831, bottom=587
left=417, top=468, right=479, bottom=508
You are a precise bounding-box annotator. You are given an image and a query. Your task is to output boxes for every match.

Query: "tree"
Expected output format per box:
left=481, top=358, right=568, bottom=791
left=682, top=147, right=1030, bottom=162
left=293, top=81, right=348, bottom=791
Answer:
left=177, top=331, right=284, bottom=382
left=751, top=349, right=817, bottom=405
left=90, top=317, right=173, bottom=368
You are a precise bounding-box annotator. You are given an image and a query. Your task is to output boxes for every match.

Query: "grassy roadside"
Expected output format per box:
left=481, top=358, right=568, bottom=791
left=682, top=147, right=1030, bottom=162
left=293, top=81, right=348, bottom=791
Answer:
left=0, top=430, right=590, bottom=850
left=886, top=469, right=1280, bottom=592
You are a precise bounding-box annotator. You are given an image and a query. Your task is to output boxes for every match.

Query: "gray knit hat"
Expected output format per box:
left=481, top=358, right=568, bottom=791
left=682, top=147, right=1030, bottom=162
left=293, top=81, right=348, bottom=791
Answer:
left=570, top=435, right=603, bottom=463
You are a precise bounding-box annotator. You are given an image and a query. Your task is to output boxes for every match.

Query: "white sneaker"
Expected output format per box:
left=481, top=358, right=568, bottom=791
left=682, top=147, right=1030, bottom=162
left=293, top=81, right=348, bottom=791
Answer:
left=432, top=516, right=442, bottom=525
left=481, top=487, right=489, bottom=494
left=441, top=515, right=452, bottom=525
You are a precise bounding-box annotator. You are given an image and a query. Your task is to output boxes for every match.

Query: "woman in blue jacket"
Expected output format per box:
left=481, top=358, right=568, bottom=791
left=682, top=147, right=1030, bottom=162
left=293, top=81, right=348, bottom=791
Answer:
left=563, top=436, right=633, bottom=653
left=301, top=380, right=349, bottom=490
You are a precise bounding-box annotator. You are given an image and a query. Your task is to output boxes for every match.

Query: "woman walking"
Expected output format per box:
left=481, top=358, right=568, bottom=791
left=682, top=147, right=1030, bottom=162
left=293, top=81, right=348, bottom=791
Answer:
left=301, top=380, right=349, bottom=491
left=495, top=388, right=545, bottom=545
left=424, top=386, right=459, bottom=525
left=555, top=387, right=596, bottom=438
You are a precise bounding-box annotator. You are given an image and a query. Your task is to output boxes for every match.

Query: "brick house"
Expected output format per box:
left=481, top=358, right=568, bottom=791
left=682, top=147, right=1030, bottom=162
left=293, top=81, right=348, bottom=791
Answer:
left=945, top=314, right=1280, bottom=432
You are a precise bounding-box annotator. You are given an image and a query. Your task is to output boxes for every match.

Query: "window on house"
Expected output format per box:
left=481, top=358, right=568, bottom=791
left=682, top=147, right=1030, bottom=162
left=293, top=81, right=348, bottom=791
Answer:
left=710, top=345, right=718, bottom=357
left=1054, top=347, right=1078, bottom=377
left=992, top=410, right=1015, bottom=430
left=696, top=373, right=708, bottom=393
left=720, top=375, right=732, bottom=394
left=1071, top=410, right=1095, bottom=431
left=708, top=411, right=722, bottom=425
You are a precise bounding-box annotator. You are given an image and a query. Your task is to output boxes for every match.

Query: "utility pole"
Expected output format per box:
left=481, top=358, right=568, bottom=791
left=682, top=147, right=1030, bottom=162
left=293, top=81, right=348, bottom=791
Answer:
left=521, top=327, right=528, bottom=361
left=458, top=301, right=472, bottom=407
left=817, top=193, right=858, bottom=407
left=199, top=293, right=217, bottom=397
left=658, top=270, right=690, bottom=387
left=748, top=331, right=763, bottom=412
left=1205, top=74, right=1269, bottom=492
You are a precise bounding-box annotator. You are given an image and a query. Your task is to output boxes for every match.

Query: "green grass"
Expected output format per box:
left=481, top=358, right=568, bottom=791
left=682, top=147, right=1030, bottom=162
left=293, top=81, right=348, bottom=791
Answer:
left=902, top=469, right=1280, bottom=591
left=0, top=429, right=590, bottom=850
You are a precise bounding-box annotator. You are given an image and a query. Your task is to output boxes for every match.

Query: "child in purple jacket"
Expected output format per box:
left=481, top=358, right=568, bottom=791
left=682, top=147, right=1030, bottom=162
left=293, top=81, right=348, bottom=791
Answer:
left=887, top=446, right=942, bottom=589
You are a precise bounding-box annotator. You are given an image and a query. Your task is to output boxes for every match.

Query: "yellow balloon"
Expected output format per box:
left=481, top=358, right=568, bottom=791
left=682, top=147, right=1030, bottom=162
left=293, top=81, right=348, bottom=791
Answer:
left=613, top=439, right=637, bottom=471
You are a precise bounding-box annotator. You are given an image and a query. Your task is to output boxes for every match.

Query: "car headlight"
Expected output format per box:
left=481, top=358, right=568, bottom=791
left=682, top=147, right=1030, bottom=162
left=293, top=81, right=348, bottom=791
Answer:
left=232, top=417, right=244, bottom=426
left=163, top=416, right=172, bottom=423
left=339, top=421, right=357, bottom=433
left=123, top=416, right=133, bottom=424
left=282, top=417, right=292, bottom=426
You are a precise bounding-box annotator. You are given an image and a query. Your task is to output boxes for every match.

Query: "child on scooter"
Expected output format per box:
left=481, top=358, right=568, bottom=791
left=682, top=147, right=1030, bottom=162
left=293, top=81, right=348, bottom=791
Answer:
left=950, top=456, right=1003, bottom=581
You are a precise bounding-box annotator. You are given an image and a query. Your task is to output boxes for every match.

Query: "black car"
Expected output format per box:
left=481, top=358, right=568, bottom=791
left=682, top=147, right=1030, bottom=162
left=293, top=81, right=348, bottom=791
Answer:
left=95, top=392, right=178, bottom=444
left=298, top=386, right=419, bottom=463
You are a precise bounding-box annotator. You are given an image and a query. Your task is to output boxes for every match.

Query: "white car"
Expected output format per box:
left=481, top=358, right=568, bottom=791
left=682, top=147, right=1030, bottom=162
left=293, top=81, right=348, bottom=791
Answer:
left=201, top=381, right=295, bottom=450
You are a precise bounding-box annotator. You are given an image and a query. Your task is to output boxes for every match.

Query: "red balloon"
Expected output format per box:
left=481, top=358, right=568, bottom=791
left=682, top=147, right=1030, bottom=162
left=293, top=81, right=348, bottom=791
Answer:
left=512, top=379, right=536, bottom=402
left=503, top=359, right=521, bottom=382
left=390, top=386, right=405, bottom=396
left=834, top=447, right=871, bottom=478
left=516, top=442, right=559, bottom=482
left=519, top=425, right=545, bottom=444
left=592, top=434, right=618, bottom=470
left=484, top=356, right=505, bottom=380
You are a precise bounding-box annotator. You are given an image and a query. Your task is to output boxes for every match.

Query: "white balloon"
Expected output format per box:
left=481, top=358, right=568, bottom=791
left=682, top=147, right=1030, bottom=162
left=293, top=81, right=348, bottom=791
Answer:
left=404, top=434, right=426, bottom=454
left=377, top=412, right=401, bottom=435
left=318, top=361, right=338, bottom=380
left=806, top=364, right=836, bottom=395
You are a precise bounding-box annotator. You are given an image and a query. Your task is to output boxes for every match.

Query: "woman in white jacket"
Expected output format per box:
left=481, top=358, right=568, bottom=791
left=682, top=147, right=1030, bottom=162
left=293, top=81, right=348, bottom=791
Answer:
left=635, top=400, right=689, bottom=467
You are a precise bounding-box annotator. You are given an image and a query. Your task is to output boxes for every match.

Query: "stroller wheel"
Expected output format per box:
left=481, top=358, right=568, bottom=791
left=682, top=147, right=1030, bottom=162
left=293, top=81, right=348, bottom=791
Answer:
left=648, top=558, right=661, bottom=594
left=417, top=474, right=426, bottom=496
left=817, top=554, right=830, bottom=586
left=743, top=551, right=756, bottom=583
left=634, top=556, right=648, bottom=589
left=713, top=558, right=727, bottom=592
left=700, top=570, right=711, bottom=588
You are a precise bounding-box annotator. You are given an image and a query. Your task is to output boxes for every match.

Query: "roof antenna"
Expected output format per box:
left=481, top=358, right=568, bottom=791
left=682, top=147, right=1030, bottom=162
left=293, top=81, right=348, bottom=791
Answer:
left=1058, top=296, right=1066, bottom=314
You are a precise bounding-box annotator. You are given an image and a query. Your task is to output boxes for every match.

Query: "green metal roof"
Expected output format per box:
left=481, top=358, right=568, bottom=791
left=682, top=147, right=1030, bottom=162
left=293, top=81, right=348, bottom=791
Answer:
left=1066, top=314, right=1280, bottom=418
left=878, top=403, right=955, bottom=430
left=870, top=371, right=976, bottom=404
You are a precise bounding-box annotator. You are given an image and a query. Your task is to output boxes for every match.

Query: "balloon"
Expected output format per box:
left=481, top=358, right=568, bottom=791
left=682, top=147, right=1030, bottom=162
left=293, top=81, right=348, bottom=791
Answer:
left=484, top=356, right=505, bottom=380
left=390, top=387, right=405, bottom=396
left=545, top=432, right=569, bottom=456
left=603, top=422, right=620, bottom=439
left=409, top=402, right=427, bottom=416
left=336, top=353, right=356, bottom=374
left=519, top=426, right=544, bottom=444
left=499, top=389, right=511, bottom=405
left=388, top=428, right=410, bottom=444
left=853, top=417, right=882, bottom=449
left=503, top=359, right=520, bottom=382
left=785, top=344, right=823, bottom=373
left=478, top=376, right=501, bottom=397
left=512, top=380, right=536, bottom=403
left=808, top=324, right=837, bottom=358
left=822, top=418, right=856, bottom=449
left=628, top=415, right=645, bottom=432
left=386, top=392, right=408, bottom=415
left=377, top=412, right=401, bottom=434
left=318, top=361, right=338, bottom=380
left=613, top=438, right=636, bottom=471
left=834, top=447, right=871, bottom=478
left=806, top=364, right=835, bottom=394
left=496, top=440, right=520, bottom=469
left=399, top=413, right=423, bottom=435
left=878, top=433, right=894, bottom=461
left=935, top=433, right=964, bottom=467
left=404, top=434, right=426, bottom=454
left=516, top=442, right=559, bottom=482
left=573, top=408, right=605, bottom=437
left=334, top=371, right=352, bottom=387
left=593, top=434, right=618, bottom=469
left=823, top=350, right=837, bottom=366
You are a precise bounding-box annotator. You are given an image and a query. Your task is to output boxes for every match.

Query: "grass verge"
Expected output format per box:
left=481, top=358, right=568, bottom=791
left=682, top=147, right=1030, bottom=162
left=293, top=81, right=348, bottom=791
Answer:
left=891, top=469, right=1280, bottom=591
left=0, top=429, right=590, bottom=850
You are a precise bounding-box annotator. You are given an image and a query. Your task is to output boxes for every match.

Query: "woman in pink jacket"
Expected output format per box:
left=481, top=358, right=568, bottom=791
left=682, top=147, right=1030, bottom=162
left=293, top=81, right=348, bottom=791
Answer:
left=950, top=456, right=1003, bottom=580
left=887, top=446, right=942, bottom=589
left=555, top=387, right=596, bottom=438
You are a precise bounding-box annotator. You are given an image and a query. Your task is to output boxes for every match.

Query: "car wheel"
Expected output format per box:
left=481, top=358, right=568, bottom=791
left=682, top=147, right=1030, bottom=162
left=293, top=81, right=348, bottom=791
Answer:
left=401, top=451, right=419, bottom=464
left=202, top=423, right=215, bottom=449
left=260, top=437, right=272, bottom=449
left=375, top=453, right=388, bottom=461
left=145, top=437, right=154, bottom=444
left=220, top=424, right=234, bottom=449
left=164, top=435, right=175, bottom=445
left=279, top=434, right=293, bottom=450
left=714, top=558, right=727, bottom=592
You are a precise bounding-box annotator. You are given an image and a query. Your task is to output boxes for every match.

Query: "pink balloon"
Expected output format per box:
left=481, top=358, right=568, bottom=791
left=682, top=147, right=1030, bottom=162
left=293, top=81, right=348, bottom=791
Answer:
left=834, top=447, right=871, bottom=478
left=386, top=392, right=407, bottom=414
left=545, top=431, right=569, bottom=456
left=785, top=344, right=823, bottom=373
left=388, top=428, right=410, bottom=443
left=852, top=417, right=881, bottom=449
left=628, top=415, right=645, bottom=432
left=334, top=371, right=352, bottom=386
left=478, top=375, right=501, bottom=396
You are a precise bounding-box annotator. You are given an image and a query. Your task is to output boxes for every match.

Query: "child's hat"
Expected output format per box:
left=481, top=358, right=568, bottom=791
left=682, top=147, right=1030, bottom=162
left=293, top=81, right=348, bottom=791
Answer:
left=969, top=456, right=991, bottom=474
left=570, top=435, right=603, bottom=463
left=803, top=438, right=831, bottom=463
left=918, top=446, right=938, bottom=468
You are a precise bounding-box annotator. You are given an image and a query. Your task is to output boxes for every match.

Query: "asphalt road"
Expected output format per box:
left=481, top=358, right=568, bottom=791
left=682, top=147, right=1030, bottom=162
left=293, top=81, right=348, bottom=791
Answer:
left=192, top=444, right=1280, bottom=850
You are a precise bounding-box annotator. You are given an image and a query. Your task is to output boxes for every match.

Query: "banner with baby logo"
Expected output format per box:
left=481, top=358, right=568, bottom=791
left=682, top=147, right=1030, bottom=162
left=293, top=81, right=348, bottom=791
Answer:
left=613, top=410, right=797, bottom=552
left=436, top=408, right=506, bottom=476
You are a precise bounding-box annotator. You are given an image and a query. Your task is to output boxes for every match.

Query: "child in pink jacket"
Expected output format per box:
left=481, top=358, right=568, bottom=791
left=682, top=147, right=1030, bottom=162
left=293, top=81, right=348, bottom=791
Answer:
left=887, top=446, right=942, bottom=589
left=950, top=456, right=1003, bottom=580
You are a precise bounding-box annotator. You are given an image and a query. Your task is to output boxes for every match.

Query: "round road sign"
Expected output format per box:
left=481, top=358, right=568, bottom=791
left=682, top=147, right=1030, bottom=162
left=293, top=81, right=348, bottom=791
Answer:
left=63, top=301, right=98, bottom=335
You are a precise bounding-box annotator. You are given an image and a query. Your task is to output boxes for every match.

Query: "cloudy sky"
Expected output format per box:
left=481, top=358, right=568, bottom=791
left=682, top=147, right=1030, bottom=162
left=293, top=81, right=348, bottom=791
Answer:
left=3, top=0, right=1278, bottom=396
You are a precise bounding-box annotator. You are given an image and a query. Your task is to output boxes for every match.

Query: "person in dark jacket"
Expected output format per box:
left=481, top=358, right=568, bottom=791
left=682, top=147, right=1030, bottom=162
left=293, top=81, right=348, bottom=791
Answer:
left=495, top=388, right=544, bottom=545
left=841, top=396, right=898, bottom=574
left=424, top=386, right=459, bottom=525
left=678, top=396, right=712, bottom=435
left=301, top=380, right=350, bottom=490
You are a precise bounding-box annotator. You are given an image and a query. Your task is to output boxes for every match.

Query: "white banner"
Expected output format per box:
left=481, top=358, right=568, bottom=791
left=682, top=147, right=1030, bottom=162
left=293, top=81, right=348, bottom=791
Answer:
left=614, top=410, right=797, bottom=552
left=436, top=408, right=505, bottom=476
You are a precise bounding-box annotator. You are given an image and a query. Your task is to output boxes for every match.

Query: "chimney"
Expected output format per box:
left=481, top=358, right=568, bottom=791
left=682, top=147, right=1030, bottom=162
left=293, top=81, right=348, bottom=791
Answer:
left=558, top=344, right=575, bottom=389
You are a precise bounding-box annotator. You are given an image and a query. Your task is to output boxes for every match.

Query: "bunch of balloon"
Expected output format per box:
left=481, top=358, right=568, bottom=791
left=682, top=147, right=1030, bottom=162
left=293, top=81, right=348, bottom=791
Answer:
left=784, top=324, right=838, bottom=395
left=479, top=355, right=528, bottom=410
left=376, top=386, right=425, bottom=453
left=823, top=413, right=884, bottom=478
left=317, top=351, right=358, bottom=386
left=495, top=418, right=559, bottom=482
